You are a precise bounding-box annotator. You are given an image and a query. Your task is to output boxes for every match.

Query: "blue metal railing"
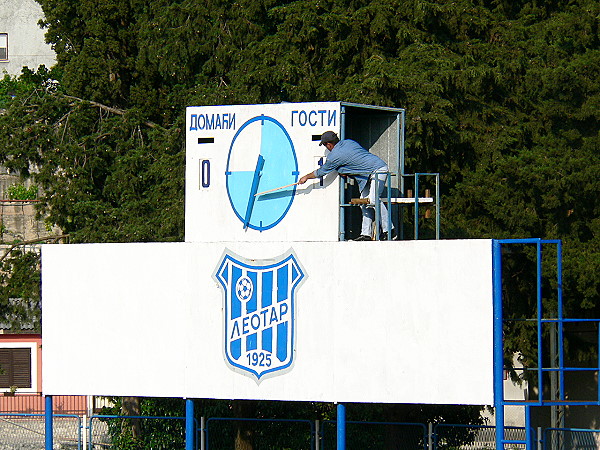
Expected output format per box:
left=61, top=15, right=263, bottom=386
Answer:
left=407, top=172, right=440, bottom=240
left=434, top=423, right=527, bottom=449
left=543, top=427, right=600, bottom=449
left=90, top=414, right=197, bottom=450
left=205, top=417, right=315, bottom=450
left=320, top=420, right=428, bottom=449
left=339, top=171, right=440, bottom=241
left=0, top=412, right=81, bottom=449
left=493, top=238, right=600, bottom=449
left=13, top=411, right=600, bottom=449
left=338, top=170, right=394, bottom=241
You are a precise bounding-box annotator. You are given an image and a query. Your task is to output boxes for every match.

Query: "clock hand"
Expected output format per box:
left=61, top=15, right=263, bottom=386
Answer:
left=243, top=155, right=265, bottom=229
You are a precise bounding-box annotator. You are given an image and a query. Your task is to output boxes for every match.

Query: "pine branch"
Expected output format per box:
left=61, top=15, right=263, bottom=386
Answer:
left=0, top=234, right=70, bottom=263
left=62, top=95, right=162, bottom=129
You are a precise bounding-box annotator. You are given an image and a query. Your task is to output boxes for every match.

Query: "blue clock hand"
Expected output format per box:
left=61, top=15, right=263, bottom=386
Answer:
left=243, top=155, right=265, bottom=229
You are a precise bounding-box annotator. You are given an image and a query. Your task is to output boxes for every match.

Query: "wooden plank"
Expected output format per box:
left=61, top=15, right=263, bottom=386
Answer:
left=386, top=197, right=434, bottom=204
left=350, top=198, right=434, bottom=204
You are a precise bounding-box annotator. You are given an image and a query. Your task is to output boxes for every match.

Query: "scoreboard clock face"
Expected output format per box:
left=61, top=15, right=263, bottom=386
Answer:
left=185, top=102, right=342, bottom=243
left=225, top=115, right=298, bottom=231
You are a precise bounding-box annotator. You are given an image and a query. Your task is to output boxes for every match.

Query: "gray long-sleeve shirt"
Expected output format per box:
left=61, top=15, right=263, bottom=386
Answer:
left=314, top=139, right=387, bottom=191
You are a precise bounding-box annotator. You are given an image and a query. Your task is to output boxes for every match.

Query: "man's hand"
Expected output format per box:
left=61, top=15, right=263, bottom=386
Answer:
left=298, top=172, right=316, bottom=184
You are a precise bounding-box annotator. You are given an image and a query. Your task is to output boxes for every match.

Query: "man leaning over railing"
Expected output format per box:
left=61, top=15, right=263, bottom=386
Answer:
left=299, top=131, right=395, bottom=241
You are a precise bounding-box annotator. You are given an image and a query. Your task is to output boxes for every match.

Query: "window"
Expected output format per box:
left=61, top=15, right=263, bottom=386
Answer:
left=0, top=347, right=32, bottom=389
left=0, top=33, right=7, bottom=61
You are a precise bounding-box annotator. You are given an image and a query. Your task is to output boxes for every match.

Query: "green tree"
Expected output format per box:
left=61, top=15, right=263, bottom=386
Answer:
left=440, top=0, right=600, bottom=372
left=0, top=250, right=41, bottom=331
left=0, top=0, right=597, bottom=443
left=0, top=69, right=184, bottom=243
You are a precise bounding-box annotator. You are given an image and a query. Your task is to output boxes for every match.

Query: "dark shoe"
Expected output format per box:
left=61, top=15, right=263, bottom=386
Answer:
left=353, top=235, right=372, bottom=241
left=380, top=229, right=397, bottom=241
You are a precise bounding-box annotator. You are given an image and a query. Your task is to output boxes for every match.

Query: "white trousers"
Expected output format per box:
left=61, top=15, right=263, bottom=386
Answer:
left=359, top=166, right=390, bottom=236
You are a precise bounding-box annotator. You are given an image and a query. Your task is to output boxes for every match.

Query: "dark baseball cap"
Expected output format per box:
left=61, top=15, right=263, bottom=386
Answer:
left=319, top=131, right=338, bottom=146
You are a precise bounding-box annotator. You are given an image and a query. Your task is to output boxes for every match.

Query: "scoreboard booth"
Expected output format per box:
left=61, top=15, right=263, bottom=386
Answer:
left=40, top=103, right=591, bottom=449
left=184, top=101, right=438, bottom=243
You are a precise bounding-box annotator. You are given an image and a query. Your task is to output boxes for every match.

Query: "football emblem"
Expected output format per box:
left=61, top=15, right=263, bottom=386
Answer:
left=214, top=249, right=306, bottom=382
left=236, top=276, right=253, bottom=302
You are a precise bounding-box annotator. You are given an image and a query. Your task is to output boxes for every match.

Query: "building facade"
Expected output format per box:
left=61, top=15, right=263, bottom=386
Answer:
left=0, top=0, right=55, bottom=76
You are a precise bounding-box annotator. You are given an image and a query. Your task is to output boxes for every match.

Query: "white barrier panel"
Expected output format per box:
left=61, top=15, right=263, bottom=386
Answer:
left=42, top=239, right=493, bottom=404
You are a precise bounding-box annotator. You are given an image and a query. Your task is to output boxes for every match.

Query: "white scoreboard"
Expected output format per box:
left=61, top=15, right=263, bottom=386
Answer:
left=185, top=102, right=342, bottom=242
left=42, top=102, right=495, bottom=406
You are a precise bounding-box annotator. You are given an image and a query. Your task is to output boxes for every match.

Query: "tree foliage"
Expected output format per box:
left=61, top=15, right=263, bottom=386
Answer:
left=0, top=0, right=597, bottom=437
left=30, top=0, right=597, bottom=359
left=0, top=250, right=41, bottom=332
left=0, top=68, right=184, bottom=243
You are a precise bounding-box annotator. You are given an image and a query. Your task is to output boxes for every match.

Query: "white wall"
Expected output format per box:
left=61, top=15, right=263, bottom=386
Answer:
left=42, top=239, right=494, bottom=405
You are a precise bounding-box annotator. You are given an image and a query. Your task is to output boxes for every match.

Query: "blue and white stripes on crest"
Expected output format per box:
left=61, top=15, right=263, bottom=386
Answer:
left=214, top=250, right=305, bottom=382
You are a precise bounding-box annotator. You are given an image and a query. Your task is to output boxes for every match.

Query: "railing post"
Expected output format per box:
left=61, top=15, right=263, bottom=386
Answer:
left=315, top=419, right=320, bottom=450
left=414, top=174, right=420, bottom=239
left=526, top=405, right=533, bottom=449
left=374, top=171, right=381, bottom=240
left=82, top=414, right=87, bottom=450
left=45, top=395, right=53, bottom=450
left=337, top=403, right=346, bottom=450
left=386, top=173, right=393, bottom=238
left=492, top=240, right=505, bottom=449
left=339, top=109, right=347, bottom=242
left=435, top=173, right=440, bottom=240
left=428, top=422, right=433, bottom=450
left=339, top=176, right=346, bottom=241
left=200, top=416, right=206, bottom=450
left=186, top=398, right=194, bottom=450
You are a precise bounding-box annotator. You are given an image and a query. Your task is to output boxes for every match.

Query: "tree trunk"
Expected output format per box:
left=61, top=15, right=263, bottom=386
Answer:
left=233, top=400, right=256, bottom=450
left=235, top=427, right=253, bottom=450
left=121, top=396, right=142, bottom=440
left=384, top=404, right=416, bottom=448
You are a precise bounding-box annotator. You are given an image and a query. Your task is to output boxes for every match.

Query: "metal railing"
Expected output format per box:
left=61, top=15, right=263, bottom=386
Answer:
left=0, top=413, right=81, bottom=449
left=90, top=414, right=195, bottom=450
left=339, top=171, right=440, bottom=241
left=493, top=239, right=600, bottom=449
left=4, top=412, right=600, bottom=449
left=401, top=172, right=440, bottom=240
left=543, top=428, right=600, bottom=450
left=321, top=420, right=428, bottom=450
left=435, top=424, right=527, bottom=449
left=206, top=417, right=314, bottom=450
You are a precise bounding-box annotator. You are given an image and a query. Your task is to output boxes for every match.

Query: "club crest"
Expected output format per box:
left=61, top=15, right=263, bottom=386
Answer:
left=213, top=249, right=306, bottom=382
